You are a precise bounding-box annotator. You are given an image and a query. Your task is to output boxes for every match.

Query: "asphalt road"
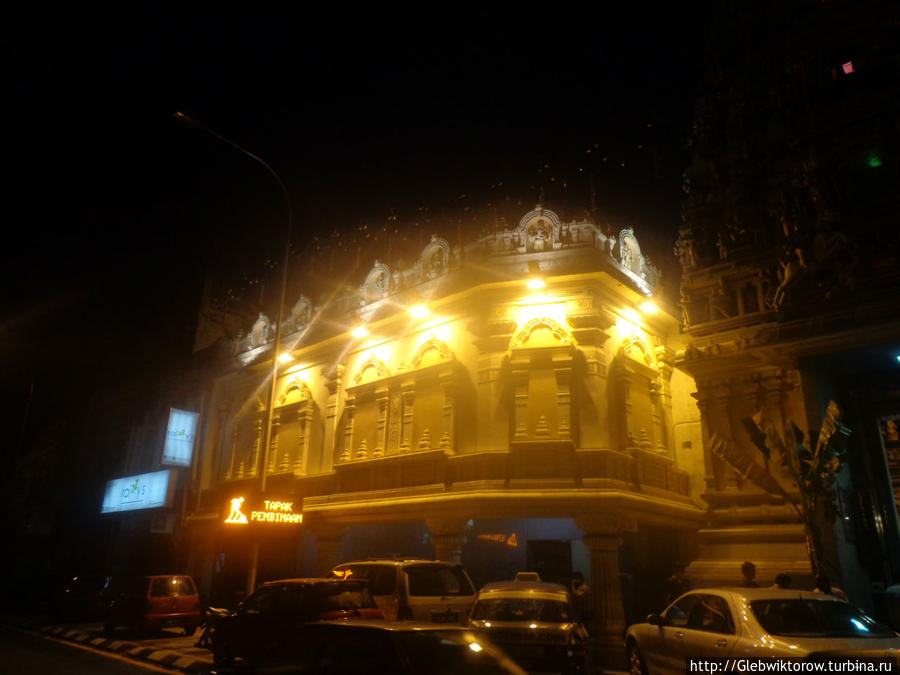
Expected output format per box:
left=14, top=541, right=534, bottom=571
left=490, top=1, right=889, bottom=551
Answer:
left=0, top=624, right=181, bottom=674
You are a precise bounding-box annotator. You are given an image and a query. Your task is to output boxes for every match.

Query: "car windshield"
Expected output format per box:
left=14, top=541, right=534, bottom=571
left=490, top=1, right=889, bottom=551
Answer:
left=472, top=597, right=572, bottom=622
left=750, top=599, right=897, bottom=638
left=397, top=630, right=522, bottom=674
left=314, top=586, right=376, bottom=610
left=246, top=583, right=375, bottom=614
left=405, top=565, right=474, bottom=597
left=150, top=577, right=195, bottom=597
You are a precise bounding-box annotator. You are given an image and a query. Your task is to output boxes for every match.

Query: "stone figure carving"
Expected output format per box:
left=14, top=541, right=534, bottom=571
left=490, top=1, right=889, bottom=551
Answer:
left=528, top=221, right=550, bottom=251
left=809, top=217, right=859, bottom=299
left=621, top=238, right=633, bottom=270
left=680, top=288, right=692, bottom=326
left=427, top=249, right=443, bottom=279
left=709, top=281, right=735, bottom=320
left=250, top=313, right=271, bottom=348
left=290, top=296, right=311, bottom=331
left=675, top=226, right=699, bottom=268
left=771, top=251, right=804, bottom=310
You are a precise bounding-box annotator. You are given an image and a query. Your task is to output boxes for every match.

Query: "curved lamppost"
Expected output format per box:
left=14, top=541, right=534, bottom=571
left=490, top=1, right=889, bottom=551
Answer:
left=174, top=112, right=293, bottom=595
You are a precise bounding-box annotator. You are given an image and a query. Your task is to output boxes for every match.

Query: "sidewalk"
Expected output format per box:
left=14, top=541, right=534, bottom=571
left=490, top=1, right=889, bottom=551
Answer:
left=28, top=621, right=213, bottom=672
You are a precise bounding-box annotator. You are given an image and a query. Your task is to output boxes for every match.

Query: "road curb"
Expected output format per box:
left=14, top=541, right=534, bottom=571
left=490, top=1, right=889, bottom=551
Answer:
left=39, top=625, right=210, bottom=672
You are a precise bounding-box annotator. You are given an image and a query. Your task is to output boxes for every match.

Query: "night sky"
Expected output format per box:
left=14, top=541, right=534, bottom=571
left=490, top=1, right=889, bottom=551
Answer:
left=2, top=7, right=713, bottom=466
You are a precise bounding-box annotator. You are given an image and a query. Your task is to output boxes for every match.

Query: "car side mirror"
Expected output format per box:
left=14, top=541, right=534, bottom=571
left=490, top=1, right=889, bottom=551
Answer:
left=647, top=613, right=664, bottom=627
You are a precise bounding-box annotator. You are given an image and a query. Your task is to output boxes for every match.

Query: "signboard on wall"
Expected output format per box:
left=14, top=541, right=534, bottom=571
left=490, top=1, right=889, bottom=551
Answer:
left=161, top=408, right=199, bottom=467
left=223, top=496, right=303, bottom=526
left=101, top=470, right=174, bottom=514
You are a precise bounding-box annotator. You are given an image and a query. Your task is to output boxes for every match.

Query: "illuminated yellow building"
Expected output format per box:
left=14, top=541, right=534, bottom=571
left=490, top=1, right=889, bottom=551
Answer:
left=186, top=207, right=706, bottom=661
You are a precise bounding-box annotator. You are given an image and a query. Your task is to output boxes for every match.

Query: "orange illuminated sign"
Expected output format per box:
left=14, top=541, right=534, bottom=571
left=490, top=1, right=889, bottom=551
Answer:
left=224, top=497, right=303, bottom=525
left=476, top=533, right=518, bottom=547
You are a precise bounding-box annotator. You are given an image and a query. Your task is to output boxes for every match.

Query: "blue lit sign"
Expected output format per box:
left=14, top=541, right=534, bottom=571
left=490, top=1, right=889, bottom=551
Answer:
left=161, top=408, right=199, bottom=467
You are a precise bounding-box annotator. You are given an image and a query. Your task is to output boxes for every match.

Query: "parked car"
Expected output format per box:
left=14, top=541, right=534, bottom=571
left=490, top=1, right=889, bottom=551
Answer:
left=626, top=588, right=900, bottom=675
left=54, top=574, right=110, bottom=623
left=212, top=578, right=383, bottom=666
left=103, top=574, right=202, bottom=636
left=331, top=559, right=476, bottom=623
left=211, top=620, right=527, bottom=674
left=467, top=574, right=591, bottom=675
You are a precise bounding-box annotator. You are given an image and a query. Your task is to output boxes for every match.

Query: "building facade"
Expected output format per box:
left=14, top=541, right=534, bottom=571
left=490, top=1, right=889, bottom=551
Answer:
left=183, top=207, right=706, bottom=660
left=675, top=1, right=900, bottom=610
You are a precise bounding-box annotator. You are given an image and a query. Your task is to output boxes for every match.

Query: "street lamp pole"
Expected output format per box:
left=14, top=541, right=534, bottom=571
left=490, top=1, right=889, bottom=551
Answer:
left=174, top=112, right=293, bottom=596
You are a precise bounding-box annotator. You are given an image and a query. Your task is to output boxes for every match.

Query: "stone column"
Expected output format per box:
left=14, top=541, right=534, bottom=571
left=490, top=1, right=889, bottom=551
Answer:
left=710, top=383, right=736, bottom=490
left=324, top=365, right=344, bottom=470
left=509, top=353, right=530, bottom=440
left=554, top=355, right=573, bottom=439
left=250, top=411, right=264, bottom=477
left=577, top=513, right=635, bottom=669
left=295, top=407, right=312, bottom=473
left=612, top=359, right=634, bottom=451
left=268, top=411, right=281, bottom=473
left=400, top=381, right=415, bottom=452
left=426, top=518, right=468, bottom=563
left=341, top=396, right=355, bottom=463
left=439, top=370, right=456, bottom=453
left=692, top=387, right=716, bottom=491
left=374, top=385, right=389, bottom=457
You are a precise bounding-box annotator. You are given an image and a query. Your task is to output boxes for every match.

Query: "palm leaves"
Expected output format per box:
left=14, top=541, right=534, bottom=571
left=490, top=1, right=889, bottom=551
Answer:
left=709, top=401, right=852, bottom=575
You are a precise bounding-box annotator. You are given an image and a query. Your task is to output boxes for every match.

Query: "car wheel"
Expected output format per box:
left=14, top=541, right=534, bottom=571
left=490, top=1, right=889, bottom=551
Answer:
left=212, top=633, right=234, bottom=666
left=628, top=640, right=648, bottom=675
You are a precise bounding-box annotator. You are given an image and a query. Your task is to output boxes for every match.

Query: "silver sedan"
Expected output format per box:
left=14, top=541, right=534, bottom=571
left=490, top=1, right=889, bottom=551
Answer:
left=626, top=587, right=900, bottom=675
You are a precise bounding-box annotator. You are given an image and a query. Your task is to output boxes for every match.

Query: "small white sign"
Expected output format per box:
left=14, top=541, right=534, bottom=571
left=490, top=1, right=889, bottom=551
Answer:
left=101, top=470, right=173, bottom=514
left=161, top=408, right=199, bottom=467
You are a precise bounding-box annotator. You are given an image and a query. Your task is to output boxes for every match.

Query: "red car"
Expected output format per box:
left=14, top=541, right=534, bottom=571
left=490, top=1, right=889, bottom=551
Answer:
left=103, top=575, right=202, bottom=636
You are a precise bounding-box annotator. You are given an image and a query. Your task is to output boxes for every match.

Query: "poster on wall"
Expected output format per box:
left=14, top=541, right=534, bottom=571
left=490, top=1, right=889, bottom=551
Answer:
left=161, top=408, right=199, bottom=467
left=101, top=470, right=174, bottom=514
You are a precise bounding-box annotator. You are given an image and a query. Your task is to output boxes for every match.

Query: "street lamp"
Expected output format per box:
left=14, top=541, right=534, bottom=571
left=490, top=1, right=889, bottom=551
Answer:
left=174, top=112, right=293, bottom=596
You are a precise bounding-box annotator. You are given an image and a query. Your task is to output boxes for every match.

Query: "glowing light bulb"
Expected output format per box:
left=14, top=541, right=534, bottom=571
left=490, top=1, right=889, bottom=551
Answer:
left=410, top=305, right=430, bottom=319
left=352, top=326, right=369, bottom=338
left=527, top=278, right=546, bottom=290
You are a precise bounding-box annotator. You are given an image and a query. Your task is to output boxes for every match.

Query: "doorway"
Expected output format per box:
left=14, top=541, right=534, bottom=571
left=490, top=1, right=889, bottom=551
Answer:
left=526, top=539, right=572, bottom=585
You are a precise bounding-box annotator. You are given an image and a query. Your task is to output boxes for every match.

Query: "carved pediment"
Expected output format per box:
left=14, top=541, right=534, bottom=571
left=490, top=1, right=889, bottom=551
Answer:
left=619, top=336, right=655, bottom=367
left=517, top=206, right=561, bottom=253
left=419, top=235, right=450, bottom=280
left=353, top=356, right=391, bottom=385
left=511, top=317, right=574, bottom=348
left=410, top=336, right=455, bottom=369
left=277, top=377, right=313, bottom=406
left=359, top=260, right=393, bottom=304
